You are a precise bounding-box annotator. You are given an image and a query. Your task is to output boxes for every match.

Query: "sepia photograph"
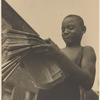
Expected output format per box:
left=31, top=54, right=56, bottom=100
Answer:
left=2, top=0, right=99, bottom=100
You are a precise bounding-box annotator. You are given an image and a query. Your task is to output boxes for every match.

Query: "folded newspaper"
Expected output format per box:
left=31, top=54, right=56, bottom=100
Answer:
left=2, top=28, right=65, bottom=89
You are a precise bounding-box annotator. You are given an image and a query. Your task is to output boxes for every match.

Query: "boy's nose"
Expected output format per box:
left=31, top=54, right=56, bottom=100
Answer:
left=63, top=30, right=70, bottom=35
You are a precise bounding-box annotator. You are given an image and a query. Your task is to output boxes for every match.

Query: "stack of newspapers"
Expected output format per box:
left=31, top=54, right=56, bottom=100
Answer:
left=2, top=29, right=65, bottom=89
left=2, top=29, right=45, bottom=63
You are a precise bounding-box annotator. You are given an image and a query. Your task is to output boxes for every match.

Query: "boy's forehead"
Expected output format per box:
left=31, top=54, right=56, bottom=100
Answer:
left=62, top=17, right=80, bottom=25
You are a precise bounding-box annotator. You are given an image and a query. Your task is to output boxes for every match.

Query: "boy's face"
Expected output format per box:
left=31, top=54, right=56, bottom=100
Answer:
left=62, top=17, right=84, bottom=46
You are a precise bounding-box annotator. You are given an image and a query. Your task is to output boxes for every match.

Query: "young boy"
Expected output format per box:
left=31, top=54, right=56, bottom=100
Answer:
left=36, top=14, right=96, bottom=100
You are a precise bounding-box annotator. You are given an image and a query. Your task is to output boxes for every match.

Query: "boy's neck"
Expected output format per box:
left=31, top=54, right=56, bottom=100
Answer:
left=66, top=42, right=81, bottom=48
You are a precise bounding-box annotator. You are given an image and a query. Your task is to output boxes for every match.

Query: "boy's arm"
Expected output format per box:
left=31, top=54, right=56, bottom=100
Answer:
left=55, top=46, right=96, bottom=90
left=80, top=46, right=96, bottom=89
left=33, top=39, right=96, bottom=90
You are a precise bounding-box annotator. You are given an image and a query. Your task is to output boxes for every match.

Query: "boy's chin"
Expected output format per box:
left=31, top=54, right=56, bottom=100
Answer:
left=66, top=42, right=73, bottom=46
left=64, top=40, right=73, bottom=46
left=65, top=40, right=76, bottom=47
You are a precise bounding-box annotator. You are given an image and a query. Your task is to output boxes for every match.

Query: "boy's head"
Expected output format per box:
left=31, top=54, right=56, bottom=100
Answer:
left=64, top=15, right=85, bottom=27
left=62, top=14, right=86, bottom=46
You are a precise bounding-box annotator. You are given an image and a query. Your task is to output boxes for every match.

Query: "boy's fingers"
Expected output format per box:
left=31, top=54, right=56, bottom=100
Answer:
left=44, top=38, right=56, bottom=45
left=32, top=44, right=50, bottom=49
left=31, top=44, right=50, bottom=54
left=44, top=38, right=52, bottom=44
left=46, top=38, right=57, bottom=46
left=35, top=48, right=49, bottom=53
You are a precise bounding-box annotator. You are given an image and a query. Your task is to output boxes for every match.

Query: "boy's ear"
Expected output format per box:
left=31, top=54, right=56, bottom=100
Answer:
left=82, top=26, right=86, bottom=34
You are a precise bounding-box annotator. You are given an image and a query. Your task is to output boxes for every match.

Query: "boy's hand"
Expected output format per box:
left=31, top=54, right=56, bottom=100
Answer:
left=32, top=38, right=61, bottom=56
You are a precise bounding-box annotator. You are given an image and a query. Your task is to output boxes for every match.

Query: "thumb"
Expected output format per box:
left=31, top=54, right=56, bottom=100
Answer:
left=44, top=38, right=57, bottom=46
left=44, top=38, right=52, bottom=44
left=46, top=38, right=55, bottom=44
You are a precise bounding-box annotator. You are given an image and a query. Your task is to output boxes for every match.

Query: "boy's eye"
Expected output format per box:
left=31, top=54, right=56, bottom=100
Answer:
left=67, top=25, right=74, bottom=30
left=62, top=27, right=65, bottom=32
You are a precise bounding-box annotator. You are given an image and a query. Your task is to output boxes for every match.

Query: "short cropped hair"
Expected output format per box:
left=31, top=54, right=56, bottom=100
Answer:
left=64, top=14, right=85, bottom=27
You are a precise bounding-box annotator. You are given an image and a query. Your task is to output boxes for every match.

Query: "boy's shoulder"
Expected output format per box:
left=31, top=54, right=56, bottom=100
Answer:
left=82, top=46, right=96, bottom=60
left=82, top=46, right=95, bottom=53
left=83, top=46, right=94, bottom=49
left=60, top=46, right=94, bottom=50
left=60, top=46, right=95, bottom=55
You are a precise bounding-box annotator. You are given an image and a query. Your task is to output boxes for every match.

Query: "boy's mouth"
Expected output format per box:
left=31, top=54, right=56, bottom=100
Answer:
left=63, top=35, right=71, bottom=39
left=62, top=33, right=72, bottom=38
